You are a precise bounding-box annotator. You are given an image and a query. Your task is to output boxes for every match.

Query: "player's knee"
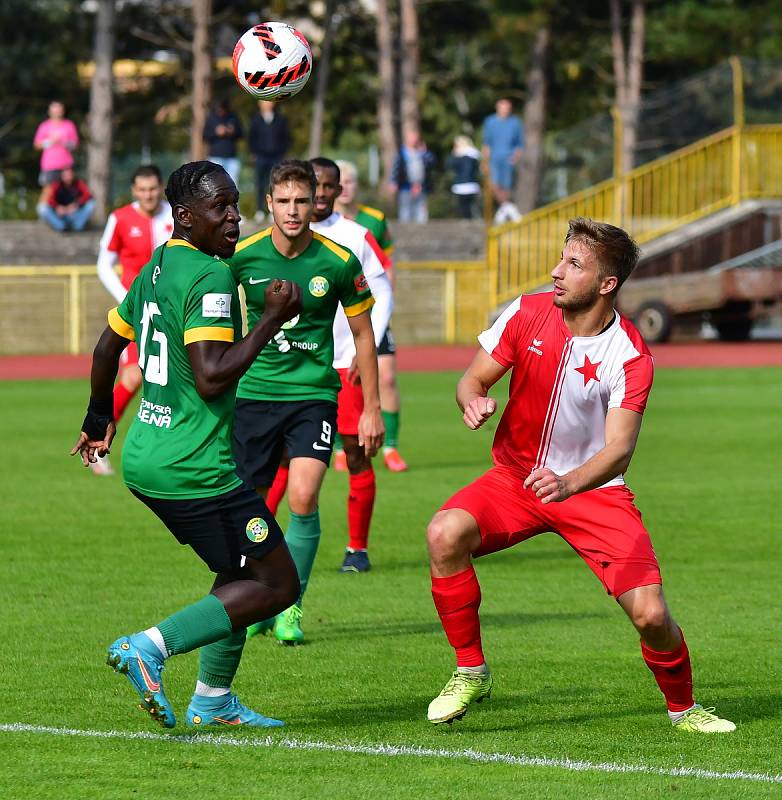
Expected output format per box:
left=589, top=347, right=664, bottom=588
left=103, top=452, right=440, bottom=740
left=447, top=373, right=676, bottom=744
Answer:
left=286, top=485, right=318, bottom=514
left=427, top=512, right=469, bottom=559
left=632, top=600, right=670, bottom=636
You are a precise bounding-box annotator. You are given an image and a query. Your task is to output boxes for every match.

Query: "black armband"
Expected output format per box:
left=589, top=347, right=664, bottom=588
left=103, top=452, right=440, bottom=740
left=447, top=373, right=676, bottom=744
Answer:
left=81, top=396, right=114, bottom=440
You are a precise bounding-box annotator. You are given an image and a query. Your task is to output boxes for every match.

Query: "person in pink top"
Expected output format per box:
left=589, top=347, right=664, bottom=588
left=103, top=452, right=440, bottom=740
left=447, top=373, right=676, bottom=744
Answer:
left=33, top=101, right=79, bottom=185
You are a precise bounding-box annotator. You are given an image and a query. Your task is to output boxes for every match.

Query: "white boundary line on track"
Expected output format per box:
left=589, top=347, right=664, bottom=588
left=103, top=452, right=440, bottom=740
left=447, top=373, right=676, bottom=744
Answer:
left=1, top=722, right=780, bottom=785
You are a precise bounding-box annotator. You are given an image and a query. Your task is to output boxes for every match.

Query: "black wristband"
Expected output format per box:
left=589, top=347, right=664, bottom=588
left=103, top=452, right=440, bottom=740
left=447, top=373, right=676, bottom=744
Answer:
left=81, top=396, right=114, bottom=440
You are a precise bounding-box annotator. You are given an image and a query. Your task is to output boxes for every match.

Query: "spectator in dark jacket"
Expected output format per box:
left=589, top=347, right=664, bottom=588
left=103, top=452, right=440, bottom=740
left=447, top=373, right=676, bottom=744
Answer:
left=389, top=127, right=436, bottom=223
left=248, top=100, right=291, bottom=222
left=36, top=167, right=95, bottom=231
left=447, top=135, right=482, bottom=219
left=203, top=99, right=243, bottom=186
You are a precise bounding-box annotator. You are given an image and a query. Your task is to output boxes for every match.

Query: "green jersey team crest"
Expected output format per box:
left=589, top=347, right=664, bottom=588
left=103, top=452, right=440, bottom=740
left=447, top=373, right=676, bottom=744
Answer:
left=246, top=517, right=269, bottom=543
left=309, top=275, right=329, bottom=297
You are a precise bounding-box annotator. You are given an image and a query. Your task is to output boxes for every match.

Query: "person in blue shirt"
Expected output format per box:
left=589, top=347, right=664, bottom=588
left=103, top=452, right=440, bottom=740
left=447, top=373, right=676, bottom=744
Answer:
left=482, top=98, right=524, bottom=223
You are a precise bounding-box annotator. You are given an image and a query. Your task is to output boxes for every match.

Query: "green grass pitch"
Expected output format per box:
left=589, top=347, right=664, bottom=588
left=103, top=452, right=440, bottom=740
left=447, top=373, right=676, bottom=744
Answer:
left=0, top=368, right=780, bottom=799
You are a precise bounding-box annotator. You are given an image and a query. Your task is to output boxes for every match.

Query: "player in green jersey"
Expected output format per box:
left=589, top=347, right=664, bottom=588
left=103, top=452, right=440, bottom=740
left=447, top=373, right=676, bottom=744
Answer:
left=229, top=159, right=384, bottom=644
left=71, top=161, right=302, bottom=729
left=336, top=160, right=407, bottom=473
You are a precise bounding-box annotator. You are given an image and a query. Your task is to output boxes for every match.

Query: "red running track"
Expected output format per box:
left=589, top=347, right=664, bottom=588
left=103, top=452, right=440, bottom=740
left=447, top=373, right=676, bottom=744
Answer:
left=1, top=342, right=781, bottom=381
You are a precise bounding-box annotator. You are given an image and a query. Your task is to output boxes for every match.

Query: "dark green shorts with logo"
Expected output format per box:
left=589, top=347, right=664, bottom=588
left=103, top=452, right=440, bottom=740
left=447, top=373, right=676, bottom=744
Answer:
left=130, top=484, right=284, bottom=573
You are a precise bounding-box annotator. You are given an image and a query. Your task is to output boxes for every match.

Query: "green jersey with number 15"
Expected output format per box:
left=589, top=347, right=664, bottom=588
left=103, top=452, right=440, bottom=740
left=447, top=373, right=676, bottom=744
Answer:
left=108, top=239, right=243, bottom=499
left=229, top=228, right=374, bottom=403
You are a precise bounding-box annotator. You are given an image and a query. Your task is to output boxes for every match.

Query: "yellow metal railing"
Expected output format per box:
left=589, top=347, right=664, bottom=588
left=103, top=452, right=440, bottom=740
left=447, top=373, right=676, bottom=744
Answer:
left=487, top=123, right=782, bottom=309
left=0, top=261, right=487, bottom=356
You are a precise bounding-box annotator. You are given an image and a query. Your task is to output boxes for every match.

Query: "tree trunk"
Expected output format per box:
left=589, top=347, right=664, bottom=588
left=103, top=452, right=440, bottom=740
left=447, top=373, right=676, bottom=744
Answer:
left=610, top=0, right=645, bottom=173
left=190, top=0, right=212, bottom=162
left=87, top=0, right=115, bottom=221
left=515, top=23, right=550, bottom=214
left=399, top=0, right=420, bottom=133
left=308, top=0, right=337, bottom=158
left=375, top=0, right=397, bottom=185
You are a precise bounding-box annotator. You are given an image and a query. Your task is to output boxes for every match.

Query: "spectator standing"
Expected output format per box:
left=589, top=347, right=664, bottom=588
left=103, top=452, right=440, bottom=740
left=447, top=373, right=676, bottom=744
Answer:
left=389, top=128, right=436, bottom=223
left=482, top=98, right=523, bottom=224
left=248, top=100, right=290, bottom=223
left=203, top=99, right=243, bottom=187
left=37, top=167, right=94, bottom=232
left=33, top=101, right=79, bottom=186
left=447, top=135, right=481, bottom=219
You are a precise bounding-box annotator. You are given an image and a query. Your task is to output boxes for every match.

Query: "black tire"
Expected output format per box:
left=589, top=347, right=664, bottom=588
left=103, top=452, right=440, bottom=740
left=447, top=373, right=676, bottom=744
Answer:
left=634, top=301, right=673, bottom=344
left=713, top=302, right=753, bottom=341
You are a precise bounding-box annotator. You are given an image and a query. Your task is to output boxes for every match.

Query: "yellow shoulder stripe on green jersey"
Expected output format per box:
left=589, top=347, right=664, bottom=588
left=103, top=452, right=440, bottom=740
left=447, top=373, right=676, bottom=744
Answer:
left=312, top=231, right=351, bottom=262
left=234, top=227, right=273, bottom=253
left=108, top=307, right=135, bottom=341
left=343, top=296, right=375, bottom=317
left=358, top=204, right=385, bottom=221
left=184, top=326, right=235, bottom=345
left=166, top=238, right=197, bottom=249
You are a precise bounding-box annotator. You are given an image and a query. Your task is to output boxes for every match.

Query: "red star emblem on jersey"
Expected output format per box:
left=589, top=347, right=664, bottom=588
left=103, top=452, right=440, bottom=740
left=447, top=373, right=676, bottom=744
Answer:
left=575, top=355, right=601, bottom=385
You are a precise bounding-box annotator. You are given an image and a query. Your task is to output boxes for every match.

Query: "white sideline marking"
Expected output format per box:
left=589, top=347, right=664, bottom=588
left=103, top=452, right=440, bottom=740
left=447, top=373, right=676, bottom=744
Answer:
left=1, top=722, right=780, bottom=784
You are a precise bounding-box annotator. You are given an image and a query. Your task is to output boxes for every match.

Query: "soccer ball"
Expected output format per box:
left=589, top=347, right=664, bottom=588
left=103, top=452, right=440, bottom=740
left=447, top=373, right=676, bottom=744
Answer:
left=232, top=22, right=313, bottom=100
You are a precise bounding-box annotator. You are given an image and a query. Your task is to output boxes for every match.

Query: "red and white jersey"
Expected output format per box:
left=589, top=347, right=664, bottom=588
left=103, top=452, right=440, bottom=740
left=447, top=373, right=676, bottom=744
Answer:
left=310, top=212, right=393, bottom=369
left=97, top=201, right=173, bottom=302
left=479, top=292, right=653, bottom=488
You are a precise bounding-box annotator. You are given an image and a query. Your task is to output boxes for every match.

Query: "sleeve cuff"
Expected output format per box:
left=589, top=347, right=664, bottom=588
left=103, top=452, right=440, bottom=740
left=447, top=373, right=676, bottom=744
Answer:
left=184, top=326, right=235, bottom=345
left=108, top=307, right=135, bottom=341
left=343, top=296, right=375, bottom=318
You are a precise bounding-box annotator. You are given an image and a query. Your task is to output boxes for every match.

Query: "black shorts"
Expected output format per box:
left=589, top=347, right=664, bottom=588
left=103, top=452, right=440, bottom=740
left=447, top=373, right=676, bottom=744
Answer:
left=131, top=484, right=284, bottom=574
left=378, top=327, right=396, bottom=356
left=233, top=398, right=337, bottom=488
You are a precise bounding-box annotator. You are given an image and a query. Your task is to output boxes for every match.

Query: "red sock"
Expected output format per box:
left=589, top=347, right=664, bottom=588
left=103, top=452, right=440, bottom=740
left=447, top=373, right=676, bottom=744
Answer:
left=113, top=383, right=135, bottom=421
left=641, top=629, right=694, bottom=712
left=265, top=466, right=289, bottom=516
left=431, top=567, right=484, bottom=667
left=347, top=468, right=375, bottom=550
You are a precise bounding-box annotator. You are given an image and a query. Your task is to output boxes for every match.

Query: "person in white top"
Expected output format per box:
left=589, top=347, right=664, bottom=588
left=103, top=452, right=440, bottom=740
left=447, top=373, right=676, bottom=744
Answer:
left=423, top=217, right=735, bottom=735
left=263, top=158, right=393, bottom=575
left=92, top=165, right=172, bottom=474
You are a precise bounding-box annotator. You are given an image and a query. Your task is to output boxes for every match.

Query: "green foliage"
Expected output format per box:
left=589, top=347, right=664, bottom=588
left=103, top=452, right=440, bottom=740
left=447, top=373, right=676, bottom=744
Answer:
left=5, top=0, right=782, bottom=214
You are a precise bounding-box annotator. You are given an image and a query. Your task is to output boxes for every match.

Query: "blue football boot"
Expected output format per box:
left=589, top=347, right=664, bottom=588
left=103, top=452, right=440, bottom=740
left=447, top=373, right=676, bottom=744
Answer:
left=186, top=693, right=284, bottom=728
left=106, top=633, right=175, bottom=728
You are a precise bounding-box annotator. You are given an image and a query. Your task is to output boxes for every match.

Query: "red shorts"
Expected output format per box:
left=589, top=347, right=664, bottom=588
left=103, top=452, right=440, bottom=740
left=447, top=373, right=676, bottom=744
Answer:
left=441, top=465, right=662, bottom=598
left=336, top=368, right=364, bottom=435
left=119, top=341, right=139, bottom=369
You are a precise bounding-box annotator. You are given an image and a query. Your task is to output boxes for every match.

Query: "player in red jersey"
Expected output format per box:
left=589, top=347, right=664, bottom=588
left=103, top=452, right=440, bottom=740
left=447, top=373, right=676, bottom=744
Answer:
left=93, top=165, right=173, bottom=474
left=425, top=218, right=735, bottom=734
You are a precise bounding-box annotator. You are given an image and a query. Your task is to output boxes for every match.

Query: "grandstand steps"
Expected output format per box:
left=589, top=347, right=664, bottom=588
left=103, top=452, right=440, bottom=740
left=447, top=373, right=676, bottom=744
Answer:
left=0, top=218, right=487, bottom=267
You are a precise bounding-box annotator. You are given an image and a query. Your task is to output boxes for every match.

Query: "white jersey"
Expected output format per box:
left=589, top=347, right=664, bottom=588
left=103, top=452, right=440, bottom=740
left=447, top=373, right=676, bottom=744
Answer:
left=310, top=212, right=393, bottom=368
left=479, top=292, right=654, bottom=487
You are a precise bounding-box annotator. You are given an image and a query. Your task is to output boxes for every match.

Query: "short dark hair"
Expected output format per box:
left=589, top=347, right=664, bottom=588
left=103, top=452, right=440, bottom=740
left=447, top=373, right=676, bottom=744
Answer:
left=131, top=164, right=162, bottom=185
left=165, top=161, right=228, bottom=207
left=269, top=159, right=317, bottom=196
left=565, top=217, right=640, bottom=292
left=309, top=157, right=340, bottom=182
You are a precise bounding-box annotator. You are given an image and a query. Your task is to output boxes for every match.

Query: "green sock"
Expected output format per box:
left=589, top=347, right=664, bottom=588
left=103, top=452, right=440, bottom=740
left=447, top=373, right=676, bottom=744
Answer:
left=157, top=594, right=233, bottom=656
left=334, top=432, right=344, bottom=452
left=382, top=410, right=400, bottom=448
left=197, top=628, right=247, bottom=689
left=285, top=510, right=321, bottom=605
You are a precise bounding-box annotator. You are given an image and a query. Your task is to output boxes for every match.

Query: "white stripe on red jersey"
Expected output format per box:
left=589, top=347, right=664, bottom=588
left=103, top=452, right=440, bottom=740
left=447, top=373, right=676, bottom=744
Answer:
left=478, top=292, right=654, bottom=487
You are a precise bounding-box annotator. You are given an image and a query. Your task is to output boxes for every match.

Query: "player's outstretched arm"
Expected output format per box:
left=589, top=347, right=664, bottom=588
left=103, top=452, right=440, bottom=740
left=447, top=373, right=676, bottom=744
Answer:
left=71, top=325, right=128, bottom=466
left=187, top=279, right=301, bottom=401
left=524, top=407, right=644, bottom=503
left=457, top=349, right=508, bottom=430
left=348, top=310, right=384, bottom=457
